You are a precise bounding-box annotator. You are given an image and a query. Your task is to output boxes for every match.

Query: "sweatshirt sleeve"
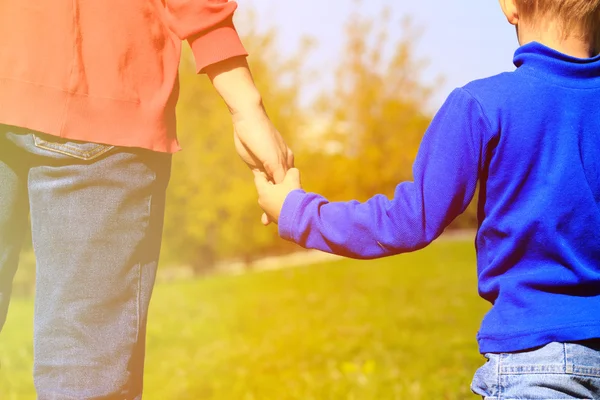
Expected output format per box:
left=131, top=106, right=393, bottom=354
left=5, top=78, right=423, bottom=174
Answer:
left=278, top=88, right=494, bottom=259
left=165, top=0, right=248, bottom=73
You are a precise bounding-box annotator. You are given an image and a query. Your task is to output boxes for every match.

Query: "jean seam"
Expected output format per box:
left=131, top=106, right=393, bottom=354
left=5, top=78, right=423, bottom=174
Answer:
left=500, top=365, right=566, bottom=374
left=135, top=168, right=156, bottom=343
left=134, top=262, right=142, bottom=344
left=570, top=366, right=600, bottom=377
left=135, top=180, right=155, bottom=344
left=564, top=343, right=571, bottom=374
left=498, top=353, right=503, bottom=398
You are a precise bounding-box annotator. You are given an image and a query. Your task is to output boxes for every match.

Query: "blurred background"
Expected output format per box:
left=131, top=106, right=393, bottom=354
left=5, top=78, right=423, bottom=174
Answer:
left=2, top=0, right=519, bottom=398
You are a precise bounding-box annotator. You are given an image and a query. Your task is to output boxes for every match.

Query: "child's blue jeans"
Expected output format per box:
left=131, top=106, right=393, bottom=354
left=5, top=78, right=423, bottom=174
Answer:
left=471, top=339, right=600, bottom=399
left=0, top=126, right=171, bottom=399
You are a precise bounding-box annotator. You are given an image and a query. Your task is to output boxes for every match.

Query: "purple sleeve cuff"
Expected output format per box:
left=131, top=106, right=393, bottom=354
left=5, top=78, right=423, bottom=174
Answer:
left=278, top=189, right=307, bottom=242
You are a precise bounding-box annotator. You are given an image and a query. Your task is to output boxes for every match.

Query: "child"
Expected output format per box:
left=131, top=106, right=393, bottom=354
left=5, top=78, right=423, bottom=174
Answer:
left=254, top=0, right=600, bottom=398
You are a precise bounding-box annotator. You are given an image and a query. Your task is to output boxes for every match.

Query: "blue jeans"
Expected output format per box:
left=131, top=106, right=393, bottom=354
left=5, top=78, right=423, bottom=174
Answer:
left=0, top=126, right=171, bottom=399
left=471, top=340, right=600, bottom=399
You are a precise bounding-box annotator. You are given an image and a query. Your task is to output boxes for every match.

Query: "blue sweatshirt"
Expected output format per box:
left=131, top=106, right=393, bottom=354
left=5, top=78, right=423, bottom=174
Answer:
left=278, top=42, right=600, bottom=354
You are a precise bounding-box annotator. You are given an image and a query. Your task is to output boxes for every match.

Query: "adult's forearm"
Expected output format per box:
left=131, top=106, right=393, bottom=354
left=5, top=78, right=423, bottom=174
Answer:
left=204, top=56, right=264, bottom=118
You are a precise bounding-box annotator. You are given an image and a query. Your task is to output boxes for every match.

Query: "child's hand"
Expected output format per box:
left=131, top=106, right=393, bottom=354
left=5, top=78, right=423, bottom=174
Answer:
left=254, top=168, right=302, bottom=225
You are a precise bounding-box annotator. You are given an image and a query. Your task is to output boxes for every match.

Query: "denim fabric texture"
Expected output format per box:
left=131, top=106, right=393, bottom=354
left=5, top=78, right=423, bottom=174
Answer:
left=0, top=125, right=171, bottom=399
left=471, top=340, right=600, bottom=399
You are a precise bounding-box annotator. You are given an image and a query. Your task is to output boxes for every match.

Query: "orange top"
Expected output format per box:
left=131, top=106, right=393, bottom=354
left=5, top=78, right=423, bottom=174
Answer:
left=0, top=0, right=248, bottom=152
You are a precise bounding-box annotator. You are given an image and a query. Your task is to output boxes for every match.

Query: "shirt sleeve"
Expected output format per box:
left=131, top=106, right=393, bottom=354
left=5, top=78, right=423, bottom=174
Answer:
left=164, top=0, right=248, bottom=73
left=278, top=88, right=494, bottom=259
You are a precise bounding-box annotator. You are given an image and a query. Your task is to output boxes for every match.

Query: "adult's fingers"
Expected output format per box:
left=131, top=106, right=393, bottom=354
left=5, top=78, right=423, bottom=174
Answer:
left=287, top=148, right=295, bottom=169
left=264, top=161, right=286, bottom=184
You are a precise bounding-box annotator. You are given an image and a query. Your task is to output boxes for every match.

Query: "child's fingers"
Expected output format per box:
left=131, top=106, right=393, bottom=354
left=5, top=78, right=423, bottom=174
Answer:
left=253, top=170, right=270, bottom=190
left=253, top=171, right=272, bottom=226
left=261, top=212, right=271, bottom=226
left=285, top=168, right=301, bottom=185
left=252, top=169, right=268, bottom=180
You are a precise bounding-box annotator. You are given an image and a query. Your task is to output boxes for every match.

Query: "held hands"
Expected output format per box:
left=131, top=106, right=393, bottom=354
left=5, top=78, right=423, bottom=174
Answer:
left=254, top=168, right=302, bottom=224
left=232, top=110, right=294, bottom=184
left=203, top=56, right=295, bottom=224
left=232, top=110, right=294, bottom=225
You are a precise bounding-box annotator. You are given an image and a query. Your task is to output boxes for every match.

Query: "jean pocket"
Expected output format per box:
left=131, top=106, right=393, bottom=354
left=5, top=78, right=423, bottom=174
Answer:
left=498, top=342, right=566, bottom=375
left=565, top=340, right=600, bottom=378
left=32, top=134, right=114, bottom=161
left=491, top=342, right=600, bottom=399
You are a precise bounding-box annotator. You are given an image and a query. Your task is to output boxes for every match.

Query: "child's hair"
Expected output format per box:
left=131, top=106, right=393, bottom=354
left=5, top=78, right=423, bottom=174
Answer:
left=516, top=0, right=600, bottom=42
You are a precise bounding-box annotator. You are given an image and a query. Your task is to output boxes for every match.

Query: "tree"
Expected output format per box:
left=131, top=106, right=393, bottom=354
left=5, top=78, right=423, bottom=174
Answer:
left=301, top=8, right=478, bottom=230
left=161, top=18, right=310, bottom=273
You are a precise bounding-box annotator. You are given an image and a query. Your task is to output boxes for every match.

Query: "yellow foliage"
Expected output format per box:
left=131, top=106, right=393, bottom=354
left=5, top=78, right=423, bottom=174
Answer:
left=161, top=6, right=477, bottom=272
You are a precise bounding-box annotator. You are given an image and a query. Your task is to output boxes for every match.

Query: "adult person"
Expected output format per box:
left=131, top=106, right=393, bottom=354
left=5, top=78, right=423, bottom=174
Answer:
left=0, top=1, right=293, bottom=398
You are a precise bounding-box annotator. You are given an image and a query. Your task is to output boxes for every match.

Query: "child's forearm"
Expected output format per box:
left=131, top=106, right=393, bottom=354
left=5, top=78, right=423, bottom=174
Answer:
left=279, top=185, right=444, bottom=259
left=278, top=88, right=492, bottom=258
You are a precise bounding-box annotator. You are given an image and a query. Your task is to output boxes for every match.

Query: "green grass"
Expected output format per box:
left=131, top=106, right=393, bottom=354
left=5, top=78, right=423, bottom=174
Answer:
left=0, top=240, right=489, bottom=399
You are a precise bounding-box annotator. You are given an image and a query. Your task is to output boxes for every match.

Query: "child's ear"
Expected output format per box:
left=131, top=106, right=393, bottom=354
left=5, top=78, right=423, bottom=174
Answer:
left=499, top=0, right=520, bottom=26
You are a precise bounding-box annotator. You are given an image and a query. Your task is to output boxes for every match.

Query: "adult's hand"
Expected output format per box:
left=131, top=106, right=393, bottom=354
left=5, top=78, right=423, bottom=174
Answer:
left=205, top=56, right=294, bottom=183
left=232, top=110, right=294, bottom=183
left=204, top=56, right=294, bottom=224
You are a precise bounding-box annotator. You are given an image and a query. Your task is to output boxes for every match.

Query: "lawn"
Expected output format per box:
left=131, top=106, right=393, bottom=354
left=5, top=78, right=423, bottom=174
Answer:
left=0, top=239, right=489, bottom=399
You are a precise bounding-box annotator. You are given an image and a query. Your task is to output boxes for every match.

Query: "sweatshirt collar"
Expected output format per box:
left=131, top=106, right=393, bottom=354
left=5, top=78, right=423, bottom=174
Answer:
left=513, top=41, right=600, bottom=88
